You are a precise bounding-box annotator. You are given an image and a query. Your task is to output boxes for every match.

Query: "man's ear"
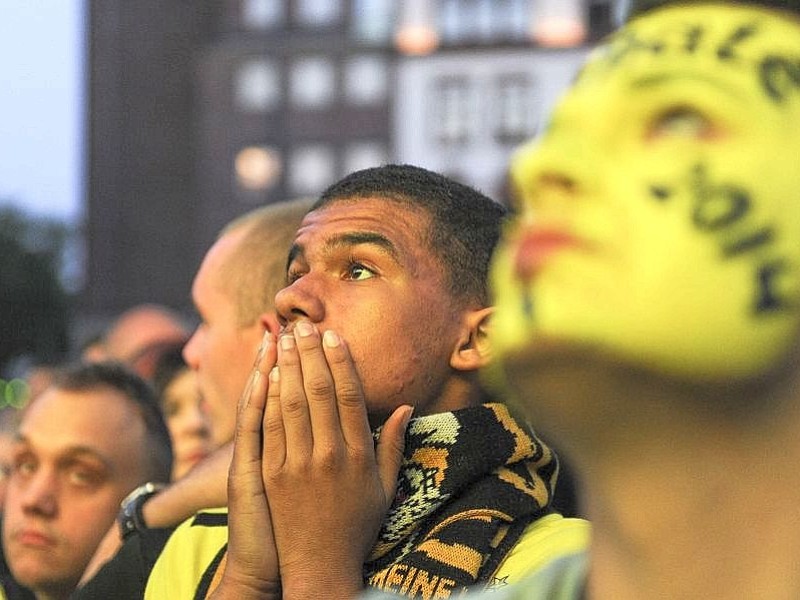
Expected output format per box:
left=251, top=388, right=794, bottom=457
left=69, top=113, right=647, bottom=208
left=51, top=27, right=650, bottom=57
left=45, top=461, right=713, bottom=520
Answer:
left=450, top=306, right=494, bottom=372
left=258, top=312, right=282, bottom=339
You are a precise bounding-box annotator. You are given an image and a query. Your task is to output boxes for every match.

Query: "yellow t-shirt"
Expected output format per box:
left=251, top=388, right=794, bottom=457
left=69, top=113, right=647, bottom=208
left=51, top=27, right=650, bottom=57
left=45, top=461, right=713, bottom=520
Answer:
left=145, top=510, right=590, bottom=599
left=487, top=513, right=590, bottom=589
left=144, top=507, right=229, bottom=600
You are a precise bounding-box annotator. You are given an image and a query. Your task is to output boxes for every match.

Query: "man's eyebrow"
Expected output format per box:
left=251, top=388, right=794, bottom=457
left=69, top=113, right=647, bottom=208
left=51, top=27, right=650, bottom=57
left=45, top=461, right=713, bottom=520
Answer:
left=58, top=446, right=113, bottom=470
left=286, top=231, right=401, bottom=267
left=12, top=434, right=112, bottom=470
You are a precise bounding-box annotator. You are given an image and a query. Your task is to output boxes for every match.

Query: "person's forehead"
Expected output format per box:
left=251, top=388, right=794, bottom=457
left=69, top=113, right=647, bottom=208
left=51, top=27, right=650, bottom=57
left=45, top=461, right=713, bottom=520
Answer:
left=581, top=3, right=800, bottom=87
left=19, top=388, right=140, bottom=455
left=294, top=197, right=431, bottom=254
left=193, top=234, right=241, bottom=310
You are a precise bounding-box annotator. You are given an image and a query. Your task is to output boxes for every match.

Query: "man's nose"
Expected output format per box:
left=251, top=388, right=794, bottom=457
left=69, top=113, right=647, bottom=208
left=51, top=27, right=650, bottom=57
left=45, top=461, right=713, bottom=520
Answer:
left=274, top=274, right=325, bottom=326
left=183, top=330, right=201, bottom=370
left=17, top=469, right=58, bottom=518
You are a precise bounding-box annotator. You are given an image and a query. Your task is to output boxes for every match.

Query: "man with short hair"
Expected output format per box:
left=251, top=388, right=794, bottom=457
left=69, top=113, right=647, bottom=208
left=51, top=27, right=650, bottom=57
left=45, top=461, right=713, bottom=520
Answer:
left=179, top=165, right=588, bottom=600
left=102, top=304, right=191, bottom=378
left=0, top=362, right=172, bottom=600
left=74, top=199, right=313, bottom=598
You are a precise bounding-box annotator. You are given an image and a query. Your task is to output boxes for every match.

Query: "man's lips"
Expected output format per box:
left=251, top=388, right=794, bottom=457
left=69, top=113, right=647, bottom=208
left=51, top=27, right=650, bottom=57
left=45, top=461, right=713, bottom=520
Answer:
left=15, top=529, right=57, bottom=548
left=514, top=229, right=585, bottom=280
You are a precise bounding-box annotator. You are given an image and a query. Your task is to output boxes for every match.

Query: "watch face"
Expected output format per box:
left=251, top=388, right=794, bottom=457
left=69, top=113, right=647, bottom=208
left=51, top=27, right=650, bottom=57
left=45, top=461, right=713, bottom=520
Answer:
left=118, top=482, right=166, bottom=538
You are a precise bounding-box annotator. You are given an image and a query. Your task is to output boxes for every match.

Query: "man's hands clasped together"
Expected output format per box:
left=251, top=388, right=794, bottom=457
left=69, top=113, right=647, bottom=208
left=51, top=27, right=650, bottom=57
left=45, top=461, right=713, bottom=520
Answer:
left=214, top=323, right=413, bottom=600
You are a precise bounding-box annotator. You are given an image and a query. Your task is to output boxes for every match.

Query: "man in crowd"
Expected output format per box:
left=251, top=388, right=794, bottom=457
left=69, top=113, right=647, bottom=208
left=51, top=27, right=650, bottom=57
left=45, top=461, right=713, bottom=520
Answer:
left=90, top=303, right=191, bottom=380
left=184, top=165, right=588, bottom=599
left=0, top=362, right=172, bottom=600
left=74, top=198, right=313, bottom=598
left=482, top=0, right=800, bottom=597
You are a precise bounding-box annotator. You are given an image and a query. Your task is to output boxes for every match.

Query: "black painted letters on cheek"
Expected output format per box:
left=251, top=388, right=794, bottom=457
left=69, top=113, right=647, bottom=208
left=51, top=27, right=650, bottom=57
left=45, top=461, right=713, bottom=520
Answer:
left=760, top=56, right=800, bottom=104
left=650, top=164, right=794, bottom=316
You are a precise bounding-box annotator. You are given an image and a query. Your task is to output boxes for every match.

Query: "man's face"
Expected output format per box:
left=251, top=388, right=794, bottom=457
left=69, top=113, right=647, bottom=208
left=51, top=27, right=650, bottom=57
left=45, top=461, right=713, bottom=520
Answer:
left=184, top=230, right=266, bottom=445
left=276, top=198, right=465, bottom=422
left=492, top=4, right=800, bottom=381
left=2, top=388, right=147, bottom=597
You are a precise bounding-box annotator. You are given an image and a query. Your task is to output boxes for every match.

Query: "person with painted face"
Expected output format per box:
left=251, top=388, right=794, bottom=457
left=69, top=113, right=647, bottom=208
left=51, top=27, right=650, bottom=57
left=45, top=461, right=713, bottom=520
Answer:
left=486, top=0, right=800, bottom=598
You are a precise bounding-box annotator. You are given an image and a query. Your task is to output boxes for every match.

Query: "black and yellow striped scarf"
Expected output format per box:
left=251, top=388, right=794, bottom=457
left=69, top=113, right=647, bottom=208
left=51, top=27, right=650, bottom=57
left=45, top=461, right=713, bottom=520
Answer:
left=364, top=402, right=558, bottom=597
left=198, top=403, right=557, bottom=599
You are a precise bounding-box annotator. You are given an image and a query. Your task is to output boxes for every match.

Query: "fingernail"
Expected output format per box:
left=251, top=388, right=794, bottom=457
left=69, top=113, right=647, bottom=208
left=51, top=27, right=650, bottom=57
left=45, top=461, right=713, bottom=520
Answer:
left=270, top=366, right=280, bottom=382
left=254, top=331, right=272, bottom=365
left=296, top=321, right=314, bottom=338
left=403, top=405, right=414, bottom=429
left=323, top=329, right=340, bottom=348
left=280, top=335, right=295, bottom=350
left=251, top=369, right=262, bottom=390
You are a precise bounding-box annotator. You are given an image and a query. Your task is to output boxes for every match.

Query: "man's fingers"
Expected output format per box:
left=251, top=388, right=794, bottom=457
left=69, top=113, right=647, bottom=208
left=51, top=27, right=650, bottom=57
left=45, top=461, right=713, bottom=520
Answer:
left=238, top=331, right=276, bottom=414
left=273, top=332, right=313, bottom=460
left=294, top=321, right=343, bottom=450
left=375, top=405, right=413, bottom=501
left=321, top=329, right=372, bottom=451
left=263, top=363, right=286, bottom=469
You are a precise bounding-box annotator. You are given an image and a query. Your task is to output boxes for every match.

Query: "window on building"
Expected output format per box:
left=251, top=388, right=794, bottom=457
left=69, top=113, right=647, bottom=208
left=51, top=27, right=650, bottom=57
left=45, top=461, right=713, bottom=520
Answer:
left=240, top=0, right=285, bottom=29
left=296, top=0, right=342, bottom=27
left=344, top=55, right=388, bottom=106
left=234, top=58, right=281, bottom=112
left=432, top=76, right=473, bottom=146
left=343, top=141, right=389, bottom=175
left=440, top=0, right=531, bottom=43
left=235, top=145, right=282, bottom=192
left=351, top=0, right=393, bottom=43
left=494, top=74, right=538, bottom=144
left=289, top=145, right=336, bottom=195
left=289, top=57, right=337, bottom=109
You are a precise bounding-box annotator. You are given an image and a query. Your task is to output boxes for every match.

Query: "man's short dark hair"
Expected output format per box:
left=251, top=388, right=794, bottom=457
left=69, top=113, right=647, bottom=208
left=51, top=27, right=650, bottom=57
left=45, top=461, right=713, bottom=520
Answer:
left=49, top=361, right=173, bottom=483
left=314, top=164, right=507, bottom=307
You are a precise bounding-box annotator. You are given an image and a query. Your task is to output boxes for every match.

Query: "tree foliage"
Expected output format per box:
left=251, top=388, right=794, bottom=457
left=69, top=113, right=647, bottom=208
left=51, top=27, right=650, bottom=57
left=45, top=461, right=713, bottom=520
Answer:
left=0, top=205, right=71, bottom=376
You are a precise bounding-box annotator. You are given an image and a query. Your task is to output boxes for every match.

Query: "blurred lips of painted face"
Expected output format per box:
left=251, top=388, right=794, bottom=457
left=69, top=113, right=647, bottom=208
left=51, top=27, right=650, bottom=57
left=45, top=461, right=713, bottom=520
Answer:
left=491, top=4, right=800, bottom=381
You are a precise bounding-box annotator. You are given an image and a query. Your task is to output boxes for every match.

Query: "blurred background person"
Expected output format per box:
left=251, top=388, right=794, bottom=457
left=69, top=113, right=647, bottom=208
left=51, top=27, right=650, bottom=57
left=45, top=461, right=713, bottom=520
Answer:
left=151, top=343, right=214, bottom=481
left=97, top=304, right=191, bottom=380
left=1, top=362, right=172, bottom=600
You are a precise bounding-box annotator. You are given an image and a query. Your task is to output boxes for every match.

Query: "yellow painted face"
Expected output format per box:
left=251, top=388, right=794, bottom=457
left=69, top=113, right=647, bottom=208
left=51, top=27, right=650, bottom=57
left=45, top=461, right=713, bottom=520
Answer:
left=491, top=3, right=800, bottom=381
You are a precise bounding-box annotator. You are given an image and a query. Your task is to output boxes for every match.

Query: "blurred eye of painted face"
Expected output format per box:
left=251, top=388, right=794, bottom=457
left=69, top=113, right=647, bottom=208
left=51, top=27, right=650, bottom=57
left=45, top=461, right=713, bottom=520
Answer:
left=490, top=4, right=800, bottom=381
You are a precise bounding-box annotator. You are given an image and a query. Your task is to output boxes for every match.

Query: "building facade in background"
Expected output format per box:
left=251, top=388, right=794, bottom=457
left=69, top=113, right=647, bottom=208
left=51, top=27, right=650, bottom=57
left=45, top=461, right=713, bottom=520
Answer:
left=83, top=0, right=616, bottom=334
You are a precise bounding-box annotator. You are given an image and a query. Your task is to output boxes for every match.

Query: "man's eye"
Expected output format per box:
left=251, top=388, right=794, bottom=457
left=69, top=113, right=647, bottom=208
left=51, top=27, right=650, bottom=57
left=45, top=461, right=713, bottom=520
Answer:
left=67, top=467, right=99, bottom=487
left=648, top=107, right=715, bottom=140
left=286, top=268, right=304, bottom=284
left=345, top=263, right=375, bottom=281
left=14, top=459, right=36, bottom=477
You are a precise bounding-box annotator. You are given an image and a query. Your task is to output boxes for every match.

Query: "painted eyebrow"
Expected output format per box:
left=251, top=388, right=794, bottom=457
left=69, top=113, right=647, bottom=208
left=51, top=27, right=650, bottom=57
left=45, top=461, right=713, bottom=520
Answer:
left=286, top=231, right=401, bottom=269
left=630, top=72, right=746, bottom=99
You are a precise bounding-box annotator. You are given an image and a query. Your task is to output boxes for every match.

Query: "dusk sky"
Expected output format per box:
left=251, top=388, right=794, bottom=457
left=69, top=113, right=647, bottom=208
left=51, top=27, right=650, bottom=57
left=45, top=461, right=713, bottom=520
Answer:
left=0, top=1, right=83, bottom=223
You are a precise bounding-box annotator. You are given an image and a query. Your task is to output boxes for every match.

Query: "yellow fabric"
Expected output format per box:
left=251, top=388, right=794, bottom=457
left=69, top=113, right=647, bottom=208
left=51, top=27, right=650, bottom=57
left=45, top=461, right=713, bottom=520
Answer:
left=492, top=3, right=800, bottom=382
left=144, top=509, right=589, bottom=598
left=144, top=507, right=228, bottom=600
left=487, top=514, right=590, bottom=589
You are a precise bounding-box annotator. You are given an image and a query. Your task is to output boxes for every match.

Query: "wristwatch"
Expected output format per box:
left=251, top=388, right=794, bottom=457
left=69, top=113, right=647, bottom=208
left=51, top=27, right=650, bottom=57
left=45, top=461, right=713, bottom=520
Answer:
left=117, top=482, right=167, bottom=540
